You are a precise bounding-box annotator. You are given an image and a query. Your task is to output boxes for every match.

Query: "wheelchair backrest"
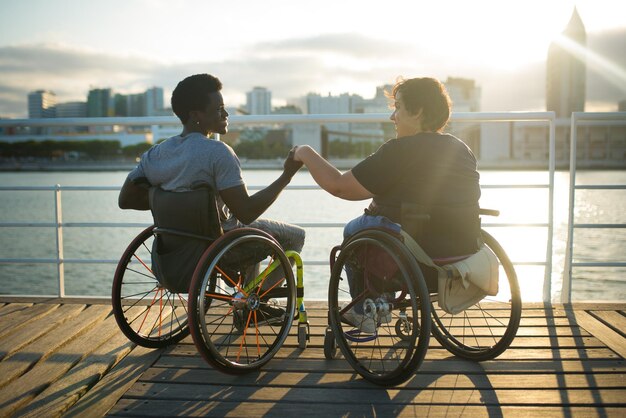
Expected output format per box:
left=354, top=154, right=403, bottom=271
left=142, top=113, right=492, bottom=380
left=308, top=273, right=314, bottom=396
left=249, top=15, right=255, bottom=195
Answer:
left=400, top=202, right=480, bottom=258
left=148, top=187, right=223, bottom=293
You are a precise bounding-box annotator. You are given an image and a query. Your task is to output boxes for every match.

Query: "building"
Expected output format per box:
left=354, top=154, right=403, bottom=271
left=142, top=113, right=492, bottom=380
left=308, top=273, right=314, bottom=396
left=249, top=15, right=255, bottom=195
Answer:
left=546, top=7, right=586, bottom=118
left=445, top=77, right=481, bottom=112
left=126, top=93, right=147, bottom=117
left=145, top=87, right=164, bottom=116
left=445, top=77, right=482, bottom=155
left=246, top=87, right=272, bottom=115
left=28, top=90, right=57, bottom=119
left=54, top=101, right=87, bottom=118
left=87, top=88, right=113, bottom=117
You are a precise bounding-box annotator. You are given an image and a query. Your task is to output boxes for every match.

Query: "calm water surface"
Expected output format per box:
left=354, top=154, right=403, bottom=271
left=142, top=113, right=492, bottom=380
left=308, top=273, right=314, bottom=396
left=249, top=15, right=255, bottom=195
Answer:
left=0, top=169, right=624, bottom=302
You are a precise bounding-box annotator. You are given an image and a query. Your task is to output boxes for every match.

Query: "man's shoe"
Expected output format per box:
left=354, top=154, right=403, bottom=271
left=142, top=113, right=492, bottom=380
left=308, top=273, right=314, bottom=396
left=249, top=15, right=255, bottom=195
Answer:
left=256, top=303, right=286, bottom=326
left=234, top=304, right=285, bottom=331
left=233, top=307, right=249, bottom=332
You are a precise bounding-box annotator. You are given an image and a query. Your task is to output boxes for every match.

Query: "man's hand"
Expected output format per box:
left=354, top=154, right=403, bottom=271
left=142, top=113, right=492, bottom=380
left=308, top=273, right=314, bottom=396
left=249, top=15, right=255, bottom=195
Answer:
left=283, top=147, right=303, bottom=178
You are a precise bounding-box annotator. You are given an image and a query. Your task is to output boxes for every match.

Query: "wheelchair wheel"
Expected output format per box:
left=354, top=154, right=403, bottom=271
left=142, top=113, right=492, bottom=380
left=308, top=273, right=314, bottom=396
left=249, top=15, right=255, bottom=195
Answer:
left=328, top=230, right=430, bottom=386
left=112, top=226, right=190, bottom=348
left=188, top=228, right=296, bottom=373
left=431, top=230, right=522, bottom=361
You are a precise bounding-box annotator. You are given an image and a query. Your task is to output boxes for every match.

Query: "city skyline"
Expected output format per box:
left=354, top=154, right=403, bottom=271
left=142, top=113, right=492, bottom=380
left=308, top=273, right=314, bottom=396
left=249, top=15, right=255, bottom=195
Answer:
left=1, top=0, right=625, bottom=118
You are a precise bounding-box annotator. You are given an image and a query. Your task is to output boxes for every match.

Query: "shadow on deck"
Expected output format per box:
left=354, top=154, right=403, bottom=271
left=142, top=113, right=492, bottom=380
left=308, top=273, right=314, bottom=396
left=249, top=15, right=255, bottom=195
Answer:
left=0, top=297, right=624, bottom=417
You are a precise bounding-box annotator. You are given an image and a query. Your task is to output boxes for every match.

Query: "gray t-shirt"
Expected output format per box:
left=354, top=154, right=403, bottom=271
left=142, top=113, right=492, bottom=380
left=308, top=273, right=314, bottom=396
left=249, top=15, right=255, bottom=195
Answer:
left=128, top=132, right=244, bottom=226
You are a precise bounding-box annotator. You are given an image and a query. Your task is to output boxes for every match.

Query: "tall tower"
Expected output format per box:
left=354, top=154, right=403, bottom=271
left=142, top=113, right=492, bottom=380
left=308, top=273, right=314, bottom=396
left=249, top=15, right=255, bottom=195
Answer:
left=546, top=7, right=586, bottom=118
left=246, top=87, right=272, bottom=115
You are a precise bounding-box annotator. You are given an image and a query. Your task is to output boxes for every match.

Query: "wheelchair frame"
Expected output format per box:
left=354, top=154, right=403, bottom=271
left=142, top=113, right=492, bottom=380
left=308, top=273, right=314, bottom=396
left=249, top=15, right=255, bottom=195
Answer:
left=112, top=205, right=520, bottom=386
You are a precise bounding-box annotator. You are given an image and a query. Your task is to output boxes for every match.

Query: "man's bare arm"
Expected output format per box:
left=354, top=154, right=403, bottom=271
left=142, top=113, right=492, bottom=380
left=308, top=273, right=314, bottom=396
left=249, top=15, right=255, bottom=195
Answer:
left=118, top=177, right=150, bottom=210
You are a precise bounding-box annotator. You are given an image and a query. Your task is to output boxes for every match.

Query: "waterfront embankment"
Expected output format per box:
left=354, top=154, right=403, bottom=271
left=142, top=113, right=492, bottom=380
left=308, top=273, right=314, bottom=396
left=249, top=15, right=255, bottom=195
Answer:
left=2, top=159, right=625, bottom=172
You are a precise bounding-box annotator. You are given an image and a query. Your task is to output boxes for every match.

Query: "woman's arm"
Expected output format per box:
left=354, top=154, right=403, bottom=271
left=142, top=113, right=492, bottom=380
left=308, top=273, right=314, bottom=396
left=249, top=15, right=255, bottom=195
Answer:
left=294, top=145, right=373, bottom=201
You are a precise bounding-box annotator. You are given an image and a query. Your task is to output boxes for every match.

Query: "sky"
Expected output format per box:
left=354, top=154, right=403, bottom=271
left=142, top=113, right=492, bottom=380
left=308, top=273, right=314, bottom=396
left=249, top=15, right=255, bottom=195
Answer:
left=0, top=0, right=624, bottom=118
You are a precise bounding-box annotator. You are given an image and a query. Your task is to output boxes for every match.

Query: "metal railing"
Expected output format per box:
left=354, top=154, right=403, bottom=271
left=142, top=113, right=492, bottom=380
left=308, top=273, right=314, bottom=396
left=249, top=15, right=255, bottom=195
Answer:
left=0, top=112, right=558, bottom=299
left=562, top=112, right=626, bottom=303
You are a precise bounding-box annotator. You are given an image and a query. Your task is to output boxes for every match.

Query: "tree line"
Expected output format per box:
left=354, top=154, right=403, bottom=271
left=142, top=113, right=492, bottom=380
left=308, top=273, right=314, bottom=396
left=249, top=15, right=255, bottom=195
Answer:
left=0, top=138, right=384, bottom=161
left=0, top=140, right=152, bottom=160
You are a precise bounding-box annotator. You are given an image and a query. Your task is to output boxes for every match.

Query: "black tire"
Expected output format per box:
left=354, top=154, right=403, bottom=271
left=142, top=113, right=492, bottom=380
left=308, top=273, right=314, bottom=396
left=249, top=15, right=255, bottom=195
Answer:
left=328, top=230, right=431, bottom=386
left=323, top=327, right=337, bottom=359
left=112, top=226, right=190, bottom=348
left=188, top=228, right=296, bottom=373
left=430, top=230, right=522, bottom=361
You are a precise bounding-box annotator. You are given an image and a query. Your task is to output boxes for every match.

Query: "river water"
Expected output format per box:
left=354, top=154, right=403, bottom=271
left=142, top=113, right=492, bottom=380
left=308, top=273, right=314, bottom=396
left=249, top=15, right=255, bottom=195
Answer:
left=0, top=169, right=624, bottom=302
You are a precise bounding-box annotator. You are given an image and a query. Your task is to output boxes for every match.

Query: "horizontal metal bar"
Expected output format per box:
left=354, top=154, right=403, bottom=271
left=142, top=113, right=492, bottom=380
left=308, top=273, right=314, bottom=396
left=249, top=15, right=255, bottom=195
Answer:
left=572, top=262, right=626, bottom=268
left=573, top=224, right=626, bottom=229
left=0, top=258, right=58, bottom=264
left=0, top=257, right=543, bottom=267
left=574, top=185, right=626, bottom=190
left=480, top=184, right=550, bottom=189
left=0, top=221, right=550, bottom=229
left=0, top=183, right=553, bottom=193
left=0, top=111, right=559, bottom=128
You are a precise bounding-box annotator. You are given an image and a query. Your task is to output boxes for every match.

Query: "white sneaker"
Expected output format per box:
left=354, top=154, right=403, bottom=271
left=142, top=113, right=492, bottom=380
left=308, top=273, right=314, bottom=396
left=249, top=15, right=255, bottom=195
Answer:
left=375, top=298, right=392, bottom=325
left=341, top=298, right=393, bottom=334
left=341, top=303, right=376, bottom=334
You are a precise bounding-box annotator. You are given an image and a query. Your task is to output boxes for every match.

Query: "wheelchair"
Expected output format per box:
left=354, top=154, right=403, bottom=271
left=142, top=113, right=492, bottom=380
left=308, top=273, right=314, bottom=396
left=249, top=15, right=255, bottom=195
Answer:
left=112, top=187, right=309, bottom=373
left=323, top=207, right=522, bottom=386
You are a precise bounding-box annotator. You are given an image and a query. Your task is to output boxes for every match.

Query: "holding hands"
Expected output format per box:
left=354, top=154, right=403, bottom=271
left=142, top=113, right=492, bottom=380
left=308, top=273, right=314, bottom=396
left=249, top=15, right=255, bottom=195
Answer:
left=283, top=146, right=304, bottom=178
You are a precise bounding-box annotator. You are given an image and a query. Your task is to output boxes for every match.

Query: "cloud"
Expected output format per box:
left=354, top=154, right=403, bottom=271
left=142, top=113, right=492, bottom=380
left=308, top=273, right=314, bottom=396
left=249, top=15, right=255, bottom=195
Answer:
left=1, top=29, right=624, bottom=118
left=253, top=33, right=409, bottom=59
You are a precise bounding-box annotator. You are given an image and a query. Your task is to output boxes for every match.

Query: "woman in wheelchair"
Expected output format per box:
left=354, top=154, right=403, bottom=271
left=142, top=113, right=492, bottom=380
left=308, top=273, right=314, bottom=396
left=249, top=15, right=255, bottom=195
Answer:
left=294, top=77, right=480, bottom=331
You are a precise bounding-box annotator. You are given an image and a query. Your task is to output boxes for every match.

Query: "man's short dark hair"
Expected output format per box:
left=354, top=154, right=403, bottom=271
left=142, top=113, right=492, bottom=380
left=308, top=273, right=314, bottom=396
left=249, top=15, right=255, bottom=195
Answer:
left=171, top=74, right=223, bottom=124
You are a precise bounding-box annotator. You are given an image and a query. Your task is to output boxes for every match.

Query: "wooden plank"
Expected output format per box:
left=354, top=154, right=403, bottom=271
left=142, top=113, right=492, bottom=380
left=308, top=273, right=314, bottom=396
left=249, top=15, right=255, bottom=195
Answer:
left=0, top=302, right=32, bottom=316
left=0, top=305, right=111, bottom=416
left=157, top=354, right=626, bottom=374
left=0, top=303, right=59, bottom=339
left=138, top=367, right=626, bottom=389
left=15, top=311, right=137, bottom=418
left=0, top=303, right=84, bottom=365
left=108, top=399, right=626, bottom=417
left=592, top=311, right=626, bottom=336
left=63, top=345, right=162, bottom=418
left=118, top=382, right=626, bottom=405
left=568, top=310, right=626, bottom=359
left=0, top=304, right=92, bottom=389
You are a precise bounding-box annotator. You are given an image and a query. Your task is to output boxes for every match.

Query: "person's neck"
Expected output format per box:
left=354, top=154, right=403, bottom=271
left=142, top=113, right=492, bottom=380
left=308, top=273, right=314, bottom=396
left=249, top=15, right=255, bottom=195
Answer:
left=181, top=127, right=210, bottom=138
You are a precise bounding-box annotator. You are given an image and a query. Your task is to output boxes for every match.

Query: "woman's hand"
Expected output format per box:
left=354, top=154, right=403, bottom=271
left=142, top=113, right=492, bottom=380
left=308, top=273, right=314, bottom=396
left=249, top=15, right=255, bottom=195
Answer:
left=293, top=145, right=310, bottom=163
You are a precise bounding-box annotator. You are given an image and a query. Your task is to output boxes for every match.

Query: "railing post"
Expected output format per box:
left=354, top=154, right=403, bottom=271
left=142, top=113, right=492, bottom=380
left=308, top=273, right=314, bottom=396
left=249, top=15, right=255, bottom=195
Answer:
left=150, top=124, right=159, bottom=144
left=562, top=113, right=578, bottom=304
left=543, top=113, right=556, bottom=303
left=54, top=184, right=65, bottom=297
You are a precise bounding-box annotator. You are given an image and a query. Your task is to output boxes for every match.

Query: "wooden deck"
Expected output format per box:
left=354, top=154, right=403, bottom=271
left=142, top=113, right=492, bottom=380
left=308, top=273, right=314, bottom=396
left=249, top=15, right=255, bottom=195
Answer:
left=0, top=297, right=624, bottom=417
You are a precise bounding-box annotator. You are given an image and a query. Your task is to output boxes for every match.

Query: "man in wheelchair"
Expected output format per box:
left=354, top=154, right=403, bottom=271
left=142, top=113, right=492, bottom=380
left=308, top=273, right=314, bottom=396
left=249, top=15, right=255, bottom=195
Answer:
left=294, top=77, right=480, bottom=333
left=118, top=73, right=305, bottom=325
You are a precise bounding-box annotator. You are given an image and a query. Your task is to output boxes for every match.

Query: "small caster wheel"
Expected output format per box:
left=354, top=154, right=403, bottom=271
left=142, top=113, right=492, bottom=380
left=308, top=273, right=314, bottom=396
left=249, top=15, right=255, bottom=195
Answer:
left=323, top=327, right=337, bottom=359
left=395, top=316, right=415, bottom=341
left=298, top=322, right=309, bottom=349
